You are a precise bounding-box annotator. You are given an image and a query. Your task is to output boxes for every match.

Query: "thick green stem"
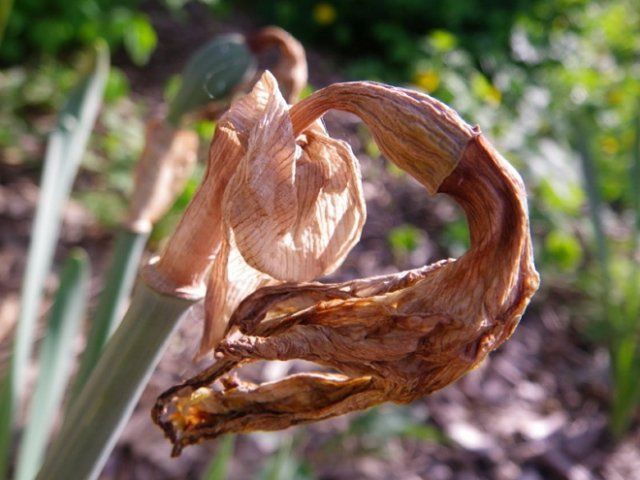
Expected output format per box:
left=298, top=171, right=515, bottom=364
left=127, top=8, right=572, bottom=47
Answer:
left=71, top=228, right=149, bottom=400
left=36, top=282, right=195, bottom=480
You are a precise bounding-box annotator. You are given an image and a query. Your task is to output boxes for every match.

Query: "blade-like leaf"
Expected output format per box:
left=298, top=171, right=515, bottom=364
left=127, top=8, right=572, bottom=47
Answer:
left=15, top=249, right=90, bottom=480
left=575, top=124, right=610, bottom=302
left=167, top=34, right=256, bottom=124
left=70, top=229, right=148, bottom=401
left=201, top=435, right=235, bottom=480
left=0, top=41, right=109, bottom=477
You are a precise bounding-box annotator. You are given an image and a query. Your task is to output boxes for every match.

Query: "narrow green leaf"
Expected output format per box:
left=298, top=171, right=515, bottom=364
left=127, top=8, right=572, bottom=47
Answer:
left=15, top=249, right=90, bottom=480
left=201, top=435, right=235, bottom=480
left=167, top=34, right=256, bottom=124
left=259, top=436, right=301, bottom=480
left=575, top=123, right=610, bottom=303
left=70, top=229, right=149, bottom=402
left=631, top=106, right=640, bottom=244
left=0, top=41, right=109, bottom=478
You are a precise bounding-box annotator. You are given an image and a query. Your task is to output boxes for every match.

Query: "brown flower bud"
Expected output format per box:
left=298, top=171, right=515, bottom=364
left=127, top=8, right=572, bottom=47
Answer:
left=152, top=75, right=540, bottom=456
left=247, top=26, right=308, bottom=103
left=124, top=117, right=198, bottom=234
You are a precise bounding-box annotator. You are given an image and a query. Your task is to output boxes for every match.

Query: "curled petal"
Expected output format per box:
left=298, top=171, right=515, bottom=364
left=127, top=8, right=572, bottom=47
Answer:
left=224, top=83, right=366, bottom=281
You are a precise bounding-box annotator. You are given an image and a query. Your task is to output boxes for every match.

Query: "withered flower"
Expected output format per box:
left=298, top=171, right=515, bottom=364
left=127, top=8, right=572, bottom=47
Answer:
left=146, top=71, right=365, bottom=352
left=151, top=73, right=540, bottom=456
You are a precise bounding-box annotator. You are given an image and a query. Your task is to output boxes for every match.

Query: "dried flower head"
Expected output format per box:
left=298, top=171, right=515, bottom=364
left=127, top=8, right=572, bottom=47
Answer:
left=145, top=72, right=365, bottom=351
left=151, top=72, right=540, bottom=456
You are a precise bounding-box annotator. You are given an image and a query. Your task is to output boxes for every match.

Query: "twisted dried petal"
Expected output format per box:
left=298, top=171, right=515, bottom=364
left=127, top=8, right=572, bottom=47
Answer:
left=225, top=82, right=365, bottom=281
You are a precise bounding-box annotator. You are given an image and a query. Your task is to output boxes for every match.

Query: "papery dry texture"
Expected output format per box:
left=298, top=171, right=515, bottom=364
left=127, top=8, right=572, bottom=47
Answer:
left=147, top=72, right=365, bottom=351
left=152, top=79, right=540, bottom=456
left=124, top=117, right=199, bottom=233
left=247, top=26, right=308, bottom=103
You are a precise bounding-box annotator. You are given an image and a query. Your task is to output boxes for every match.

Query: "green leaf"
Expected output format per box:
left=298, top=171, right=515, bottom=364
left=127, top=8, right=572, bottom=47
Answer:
left=167, top=34, right=256, bottom=124
left=388, top=225, right=424, bottom=256
left=201, top=435, right=235, bottom=480
left=104, top=67, right=130, bottom=103
left=0, top=41, right=108, bottom=479
left=123, top=15, right=157, bottom=66
left=544, top=230, right=582, bottom=271
left=70, top=229, right=149, bottom=402
left=428, top=30, right=457, bottom=52
left=258, top=435, right=313, bottom=480
left=15, top=249, right=90, bottom=480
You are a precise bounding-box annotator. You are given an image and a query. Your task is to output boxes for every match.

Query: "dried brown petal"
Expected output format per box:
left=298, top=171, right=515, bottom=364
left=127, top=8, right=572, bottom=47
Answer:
left=124, top=117, right=198, bottom=234
left=152, top=81, right=540, bottom=455
left=145, top=74, right=276, bottom=297
left=224, top=85, right=365, bottom=281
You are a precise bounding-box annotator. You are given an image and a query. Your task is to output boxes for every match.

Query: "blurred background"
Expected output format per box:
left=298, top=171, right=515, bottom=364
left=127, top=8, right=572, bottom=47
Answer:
left=1, top=0, right=639, bottom=478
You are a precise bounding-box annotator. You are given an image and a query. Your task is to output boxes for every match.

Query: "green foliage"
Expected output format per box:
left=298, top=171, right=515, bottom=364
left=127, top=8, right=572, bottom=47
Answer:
left=15, top=250, right=90, bottom=480
left=36, top=286, right=195, bottom=480
left=346, top=406, right=444, bottom=445
left=123, top=14, right=157, bottom=66
left=543, top=230, right=582, bottom=271
left=236, top=0, right=537, bottom=82
left=0, top=43, right=109, bottom=478
left=201, top=436, right=236, bottom=480
left=70, top=229, right=149, bottom=401
left=388, top=224, right=423, bottom=257
left=0, top=0, right=156, bottom=66
left=258, top=435, right=315, bottom=480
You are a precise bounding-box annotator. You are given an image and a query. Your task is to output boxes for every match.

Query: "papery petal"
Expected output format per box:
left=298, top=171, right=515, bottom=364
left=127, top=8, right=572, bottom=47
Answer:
left=201, top=229, right=273, bottom=354
left=150, top=76, right=276, bottom=294
left=224, top=102, right=366, bottom=282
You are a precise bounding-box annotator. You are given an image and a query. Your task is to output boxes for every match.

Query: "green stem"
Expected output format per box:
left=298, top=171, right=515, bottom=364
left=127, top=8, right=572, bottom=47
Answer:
left=36, top=282, right=196, bottom=480
left=71, top=228, right=149, bottom=400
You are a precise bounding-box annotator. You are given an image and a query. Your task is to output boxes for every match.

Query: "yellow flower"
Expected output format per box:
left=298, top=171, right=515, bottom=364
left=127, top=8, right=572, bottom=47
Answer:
left=600, top=136, right=620, bottom=155
left=414, top=69, right=440, bottom=93
left=313, top=3, right=337, bottom=26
